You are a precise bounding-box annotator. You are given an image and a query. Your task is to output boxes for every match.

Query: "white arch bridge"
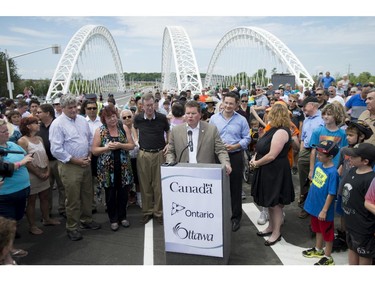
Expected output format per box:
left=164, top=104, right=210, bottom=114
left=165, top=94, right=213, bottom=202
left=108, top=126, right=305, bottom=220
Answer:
left=46, top=25, right=314, bottom=101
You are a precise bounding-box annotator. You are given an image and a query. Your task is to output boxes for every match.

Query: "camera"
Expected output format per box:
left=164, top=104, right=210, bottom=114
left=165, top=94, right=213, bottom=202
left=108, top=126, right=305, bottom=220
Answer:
left=0, top=160, right=14, bottom=179
left=0, top=148, right=24, bottom=180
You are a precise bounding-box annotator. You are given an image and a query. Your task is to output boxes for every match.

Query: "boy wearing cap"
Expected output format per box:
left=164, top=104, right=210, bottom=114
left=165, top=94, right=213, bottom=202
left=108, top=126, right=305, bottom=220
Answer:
left=302, top=140, right=340, bottom=265
left=341, top=143, right=375, bottom=265
left=333, top=120, right=373, bottom=252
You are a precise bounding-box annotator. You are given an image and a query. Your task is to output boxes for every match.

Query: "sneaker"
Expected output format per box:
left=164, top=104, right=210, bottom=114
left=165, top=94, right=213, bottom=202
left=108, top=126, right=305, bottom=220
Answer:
left=257, top=209, right=269, bottom=225
left=302, top=247, right=324, bottom=258
left=314, top=256, right=335, bottom=265
left=241, top=190, right=246, bottom=200
left=121, top=220, right=130, bottom=228
left=111, top=223, right=119, bottom=231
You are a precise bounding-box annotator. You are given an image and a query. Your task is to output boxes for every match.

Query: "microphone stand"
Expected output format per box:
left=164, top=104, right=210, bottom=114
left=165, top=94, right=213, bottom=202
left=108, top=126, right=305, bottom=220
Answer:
left=178, top=143, right=191, bottom=163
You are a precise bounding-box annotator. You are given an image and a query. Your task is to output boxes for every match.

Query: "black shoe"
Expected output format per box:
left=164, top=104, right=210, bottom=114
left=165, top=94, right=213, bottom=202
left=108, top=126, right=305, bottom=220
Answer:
left=92, top=209, right=97, bottom=214
left=80, top=221, right=101, bottom=230
left=59, top=211, right=67, bottom=218
left=256, top=231, right=272, bottom=237
left=232, top=220, right=240, bottom=232
left=264, top=234, right=282, bottom=246
left=67, top=230, right=83, bottom=241
left=140, top=215, right=153, bottom=224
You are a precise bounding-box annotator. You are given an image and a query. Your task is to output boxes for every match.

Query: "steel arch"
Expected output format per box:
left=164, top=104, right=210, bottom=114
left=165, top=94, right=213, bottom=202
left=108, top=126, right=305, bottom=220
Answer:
left=46, top=25, right=125, bottom=102
left=161, top=26, right=202, bottom=93
left=204, top=26, right=314, bottom=89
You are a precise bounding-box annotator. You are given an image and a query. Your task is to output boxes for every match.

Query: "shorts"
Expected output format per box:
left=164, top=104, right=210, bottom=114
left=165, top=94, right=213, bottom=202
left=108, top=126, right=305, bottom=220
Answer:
left=346, top=230, right=375, bottom=258
left=310, top=215, right=334, bottom=242
left=335, top=195, right=344, bottom=216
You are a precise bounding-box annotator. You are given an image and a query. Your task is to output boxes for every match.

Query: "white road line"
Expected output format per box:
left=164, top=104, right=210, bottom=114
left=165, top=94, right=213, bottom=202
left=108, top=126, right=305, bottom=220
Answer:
left=143, top=219, right=154, bottom=265
left=242, top=203, right=348, bottom=265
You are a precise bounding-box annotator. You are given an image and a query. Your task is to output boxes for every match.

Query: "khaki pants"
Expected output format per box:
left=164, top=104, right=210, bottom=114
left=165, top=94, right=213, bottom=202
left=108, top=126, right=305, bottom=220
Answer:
left=136, top=150, right=165, bottom=217
left=48, top=160, right=65, bottom=213
left=297, top=148, right=311, bottom=196
left=58, top=162, right=93, bottom=231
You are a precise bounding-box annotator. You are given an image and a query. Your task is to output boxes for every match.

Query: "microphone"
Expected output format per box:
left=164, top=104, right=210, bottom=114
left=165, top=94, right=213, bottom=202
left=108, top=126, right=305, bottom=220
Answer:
left=187, top=130, right=193, bottom=152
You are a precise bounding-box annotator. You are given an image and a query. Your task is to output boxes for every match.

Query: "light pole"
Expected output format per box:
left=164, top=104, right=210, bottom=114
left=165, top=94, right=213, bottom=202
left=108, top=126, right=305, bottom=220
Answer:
left=5, top=44, right=61, bottom=99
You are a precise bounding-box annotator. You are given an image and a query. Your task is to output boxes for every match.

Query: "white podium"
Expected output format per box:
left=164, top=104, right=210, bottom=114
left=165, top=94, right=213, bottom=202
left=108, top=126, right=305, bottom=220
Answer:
left=161, top=163, right=231, bottom=264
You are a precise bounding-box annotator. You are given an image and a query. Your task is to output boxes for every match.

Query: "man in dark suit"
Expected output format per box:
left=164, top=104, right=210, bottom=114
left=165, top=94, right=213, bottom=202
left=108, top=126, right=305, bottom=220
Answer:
left=166, top=100, right=231, bottom=175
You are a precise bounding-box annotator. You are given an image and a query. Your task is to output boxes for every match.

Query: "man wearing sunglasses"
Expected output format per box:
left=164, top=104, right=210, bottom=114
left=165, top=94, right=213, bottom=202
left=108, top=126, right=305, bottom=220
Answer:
left=315, top=88, right=328, bottom=110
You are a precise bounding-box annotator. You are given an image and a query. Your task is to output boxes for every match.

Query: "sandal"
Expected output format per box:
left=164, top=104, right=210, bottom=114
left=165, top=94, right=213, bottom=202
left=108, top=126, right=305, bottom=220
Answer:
left=11, top=248, right=28, bottom=258
left=29, top=226, right=43, bottom=235
left=42, top=218, right=61, bottom=226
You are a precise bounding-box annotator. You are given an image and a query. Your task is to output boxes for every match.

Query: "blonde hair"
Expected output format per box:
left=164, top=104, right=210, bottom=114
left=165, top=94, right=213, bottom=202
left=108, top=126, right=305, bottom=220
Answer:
left=268, top=103, right=291, bottom=128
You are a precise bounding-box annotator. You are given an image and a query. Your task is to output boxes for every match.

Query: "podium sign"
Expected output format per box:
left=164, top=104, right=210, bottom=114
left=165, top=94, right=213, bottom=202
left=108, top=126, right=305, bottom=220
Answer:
left=161, top=163, right=228, bottom=258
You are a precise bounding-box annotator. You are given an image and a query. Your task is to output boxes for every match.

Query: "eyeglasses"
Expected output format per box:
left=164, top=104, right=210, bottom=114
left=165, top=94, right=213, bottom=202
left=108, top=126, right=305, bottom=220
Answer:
left=241, top=100, right=248, bottom=103
left=316, top=94, right=323, bottom=96
left=288, top=100, right=297, bottom=103
left=122, top=116, right=132, bottom=120
left=350, top=91, right=356, bottom=93
left=86, top=107, right=97, bottom=110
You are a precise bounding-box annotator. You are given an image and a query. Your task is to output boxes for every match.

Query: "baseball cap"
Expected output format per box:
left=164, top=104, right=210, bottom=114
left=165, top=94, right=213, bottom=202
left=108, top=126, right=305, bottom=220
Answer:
left=314, top=140, right=339, bottom=157
left=267, top=83, right=273, bottom=87
left=342, top=143, right=375, bottom=161
left=302, top=96, right=318, bottom=107
left=85, top=93, right=97, bottom=99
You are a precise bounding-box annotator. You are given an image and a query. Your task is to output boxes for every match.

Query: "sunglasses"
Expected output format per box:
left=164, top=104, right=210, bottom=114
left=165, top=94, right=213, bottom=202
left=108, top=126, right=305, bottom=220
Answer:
left=122, top=116, right=132, bottom=120
left=86, top=107, right=97, bottom=110
left=289, top=100, right=297, bottom=103
left=241, top=100, right=248, bottom=103
left=316, top=94, right=323, bottom=96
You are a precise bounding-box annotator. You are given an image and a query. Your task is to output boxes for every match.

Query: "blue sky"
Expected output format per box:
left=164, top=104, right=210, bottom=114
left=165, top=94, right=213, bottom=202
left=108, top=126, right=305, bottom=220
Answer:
left=1, top=1, right=374, bottom=80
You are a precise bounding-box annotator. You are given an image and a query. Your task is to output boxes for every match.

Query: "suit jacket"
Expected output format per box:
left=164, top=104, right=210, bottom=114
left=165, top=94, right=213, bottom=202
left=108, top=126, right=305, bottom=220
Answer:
left=166, top=121, right=230, bottom=166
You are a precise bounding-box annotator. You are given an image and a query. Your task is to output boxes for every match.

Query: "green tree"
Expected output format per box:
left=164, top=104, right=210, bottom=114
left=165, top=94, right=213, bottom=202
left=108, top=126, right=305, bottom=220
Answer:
left=0, top=51, right=21, bottom=98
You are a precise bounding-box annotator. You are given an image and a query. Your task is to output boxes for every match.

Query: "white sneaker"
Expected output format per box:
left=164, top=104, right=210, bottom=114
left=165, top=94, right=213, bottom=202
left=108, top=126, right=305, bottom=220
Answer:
left=257, top=209, right=269, bottom=225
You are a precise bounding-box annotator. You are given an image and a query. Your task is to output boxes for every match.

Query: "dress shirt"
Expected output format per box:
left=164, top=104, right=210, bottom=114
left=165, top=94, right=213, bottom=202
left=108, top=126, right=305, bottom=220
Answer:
left=187, top=123, right=200, bottom=164
left=49, top=113, right=92, bottom=163
left=209, top=111, right=250, bottom=152
left=301, top=111, right=324, bottom=148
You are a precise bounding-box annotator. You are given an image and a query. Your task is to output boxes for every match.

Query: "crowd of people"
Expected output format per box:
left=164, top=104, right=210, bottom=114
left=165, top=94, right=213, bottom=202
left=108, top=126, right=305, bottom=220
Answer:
left=0, top=75, right=374, bottom=266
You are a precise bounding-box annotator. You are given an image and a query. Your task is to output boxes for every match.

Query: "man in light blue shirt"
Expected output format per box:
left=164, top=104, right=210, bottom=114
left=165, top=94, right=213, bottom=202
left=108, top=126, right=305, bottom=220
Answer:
left=297, top=96, right=324, bottom=219
left=50, top=94, right=101, bottom=241
left=210, top=92, right=251, bottom=232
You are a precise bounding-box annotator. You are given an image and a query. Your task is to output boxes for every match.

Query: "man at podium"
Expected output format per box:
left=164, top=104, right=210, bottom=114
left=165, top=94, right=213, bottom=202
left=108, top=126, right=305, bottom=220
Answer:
left=166, top=100, right=231, bottom=175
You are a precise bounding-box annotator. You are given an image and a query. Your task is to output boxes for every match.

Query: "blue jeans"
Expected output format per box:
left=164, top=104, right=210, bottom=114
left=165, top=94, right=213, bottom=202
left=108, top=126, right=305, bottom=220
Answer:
left=0, top=186, right=30, bottom=221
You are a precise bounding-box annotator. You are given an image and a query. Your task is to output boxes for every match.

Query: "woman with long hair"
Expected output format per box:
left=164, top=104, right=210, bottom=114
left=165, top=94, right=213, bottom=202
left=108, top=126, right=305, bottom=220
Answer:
left=250, top=103, right=295, bottom=246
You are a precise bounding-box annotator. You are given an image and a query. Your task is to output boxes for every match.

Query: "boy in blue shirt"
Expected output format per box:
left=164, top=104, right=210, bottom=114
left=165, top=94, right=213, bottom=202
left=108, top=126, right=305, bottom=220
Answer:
left=302, top=140, right=340, bottom=265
